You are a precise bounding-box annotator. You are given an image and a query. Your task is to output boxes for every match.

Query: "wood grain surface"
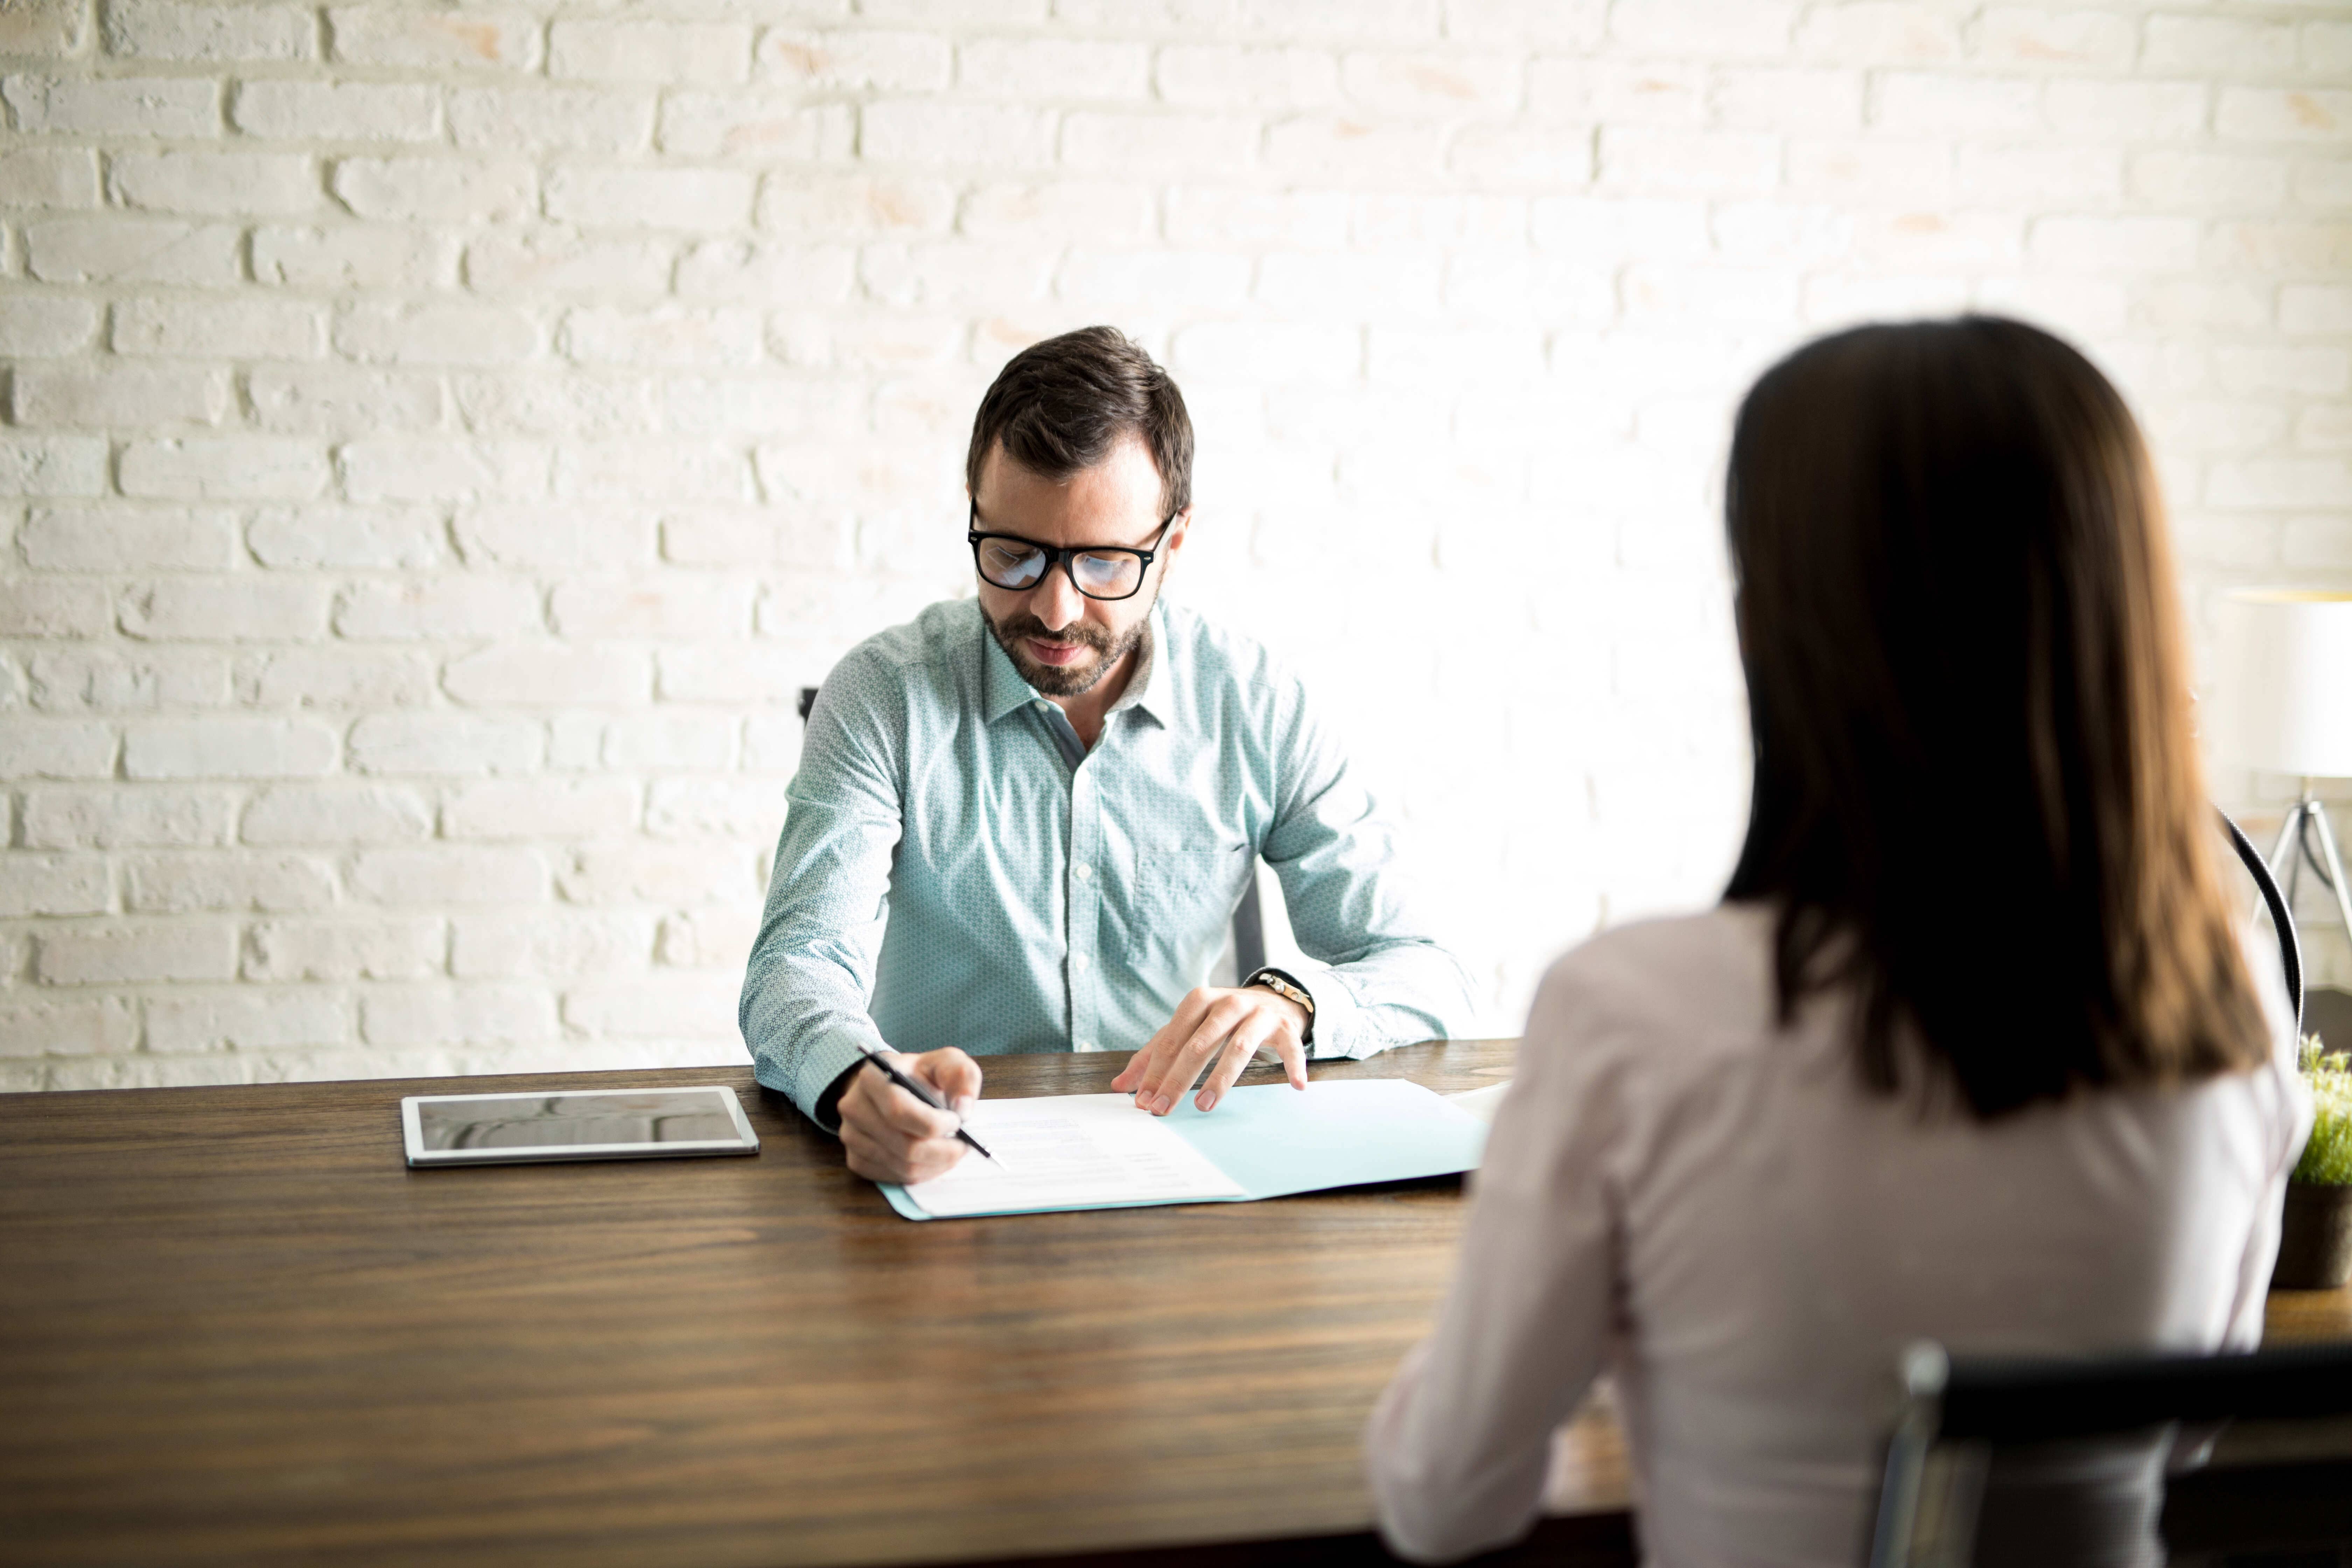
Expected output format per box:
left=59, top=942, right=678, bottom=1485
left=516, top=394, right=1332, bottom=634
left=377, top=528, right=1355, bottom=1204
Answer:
left=4, top=1038, right=2344, bottom=1568
left=0, top=1039, right=1580, bottom=1568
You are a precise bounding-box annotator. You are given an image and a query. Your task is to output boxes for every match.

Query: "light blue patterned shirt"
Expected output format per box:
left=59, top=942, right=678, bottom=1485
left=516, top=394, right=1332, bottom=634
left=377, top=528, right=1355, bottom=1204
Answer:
left=740, top=596, right=1479, bottom=1122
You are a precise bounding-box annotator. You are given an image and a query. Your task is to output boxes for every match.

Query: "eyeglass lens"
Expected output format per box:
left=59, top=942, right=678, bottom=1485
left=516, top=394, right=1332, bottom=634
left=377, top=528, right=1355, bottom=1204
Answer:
left=975, top=539, right=1143, bottom=599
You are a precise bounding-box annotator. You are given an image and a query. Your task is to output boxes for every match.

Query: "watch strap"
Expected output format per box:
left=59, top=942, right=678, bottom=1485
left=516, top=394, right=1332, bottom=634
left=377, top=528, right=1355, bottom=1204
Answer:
left=1242, top=965, right=1316, bottom=1052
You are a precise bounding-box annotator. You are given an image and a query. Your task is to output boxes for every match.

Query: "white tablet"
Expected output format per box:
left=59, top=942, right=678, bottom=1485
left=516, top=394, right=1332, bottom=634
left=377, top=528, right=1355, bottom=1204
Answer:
left=401, top=1085, right=760, bottom=1168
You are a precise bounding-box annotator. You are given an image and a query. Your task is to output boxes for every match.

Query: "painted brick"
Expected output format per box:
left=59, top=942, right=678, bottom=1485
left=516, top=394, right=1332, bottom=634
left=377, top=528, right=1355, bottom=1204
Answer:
left=145, top=989, right=346, bottom=1051
left=1264, top=116, right=1443, bottom=181
left=10, top=364, right=230, bottom=428
left=657, top=93, right=852, bottom=161
left=119, top=438, right=329, bottom=502
left=233, top=648, right=438, bottom=709
left=0, top=999, right=138, bottom=1058
left=119, top=578, right=331, bottom=643
left=3, top=74, right=219, bottom=137
left=358, top=986, right=556, bottom=1049
left=862, top=102, right=1055, bottom=167
left=441, top=645, right=647, bottom=706
left=124, top=853, right=336, bottom=913
left=454, top=505, right=653, bottom=570
left=22, top=217, right=241, bottom=286
left=1340, top=50, right=1519, bottom=116
left=243, top=918, right=444, bottom=982
left=20, top=504, right=238, bottom=570
left=248, top=505, right=444, bottom=569
left=759, top=28, right=949, bottom=92
left=441, top=779, right=642, bottom=840
left=550, top=579, right=757, bottom=639
left=0, top=0, right=90, bottom=57
left=20, top=787, right=237, bottom=849
left=542, top=166, right=754, bottom=230
left=450, top=911, right=653, bottom=979
left=36, top=924, right=237, bottom=985
left=111, top=296, right=326, bottom=359
left=758, top=170, right=955, bottom=236
left=462, top=229, right=672, bottom=296
left=240, top=784, right=434, bottom=845
left=0, top=295, right=98, bottom=356
left=25, top=647, right=230, bottom=709
left=103, top=1, right=314, bottom=62
left=346, top=713, right=542, bottom=775
left=960, top=37, right=1150, bottom=99
left=2047, top=80, right=2209, bottom=142
left=453, top=374, right=656, bottom=438
left=327, top=8, right=541, bottom=70
left=232, top=80, right=440, bottom=143
left=550, top=19, right=750, bottom=85
left=1875, top=71, right=2041, bottom=135
left=332, top=577, right=543, bottom=640
left=0, top=435, right=110, bottom=497
left=1969, top=8, right=2133, bottom=70
left=1157, top=44, right=1338, bottom=110
left=348, top=848, right=549, bottom=907
left=654, top=908, right=761, bottom=970
left=2282, top=286, right=2352, bottom=336
left=124, top=718, right=337, bottom=779
left=1610, top=0, right=1796, bottom=59
left=2129, top=151, right=2289, bottom=210
left=333, top=300, right=538, bottom=366
left=559, top=306, right=767, bottom=368
left=2219, top=90, right=2352, bottom=145
left=446, top=86, right=654, bottom=154
left=2144, top=15, right=2296, bottom=75
left=0, top=717, right=116, bottom=776
left=0, top=146, right=98, bottom=207
left=644, top=777, right=784, bottom=840
left=562, top=978, right=737, bottom=1041
left=331, top=157, right=535, bottom=224
left=252, top=225, right=457, bottom=290
left=247, top=366, right=446, bottom=436
left=0, top=854, right=111, bottom=917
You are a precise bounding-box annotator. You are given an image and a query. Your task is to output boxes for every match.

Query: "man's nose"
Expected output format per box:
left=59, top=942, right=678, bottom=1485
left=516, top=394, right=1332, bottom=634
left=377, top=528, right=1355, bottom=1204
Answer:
left=1030, top=561, right=1084, bottom=630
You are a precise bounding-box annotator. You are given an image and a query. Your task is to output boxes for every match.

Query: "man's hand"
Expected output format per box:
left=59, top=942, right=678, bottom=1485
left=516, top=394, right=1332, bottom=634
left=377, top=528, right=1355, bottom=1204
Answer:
left=838, top=1048, right=982, bottom=1184
left=1112, top=985, right=1308, bottom=1115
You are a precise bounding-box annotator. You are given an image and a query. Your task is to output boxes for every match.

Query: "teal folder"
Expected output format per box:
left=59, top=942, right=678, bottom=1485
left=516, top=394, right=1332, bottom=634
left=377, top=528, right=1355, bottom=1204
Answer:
left=879, top=1077, right=1488, bottom=1221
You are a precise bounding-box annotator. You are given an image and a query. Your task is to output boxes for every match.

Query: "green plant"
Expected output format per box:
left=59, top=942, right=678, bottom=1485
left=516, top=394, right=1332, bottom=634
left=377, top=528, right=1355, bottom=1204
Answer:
left=2293, top=1036, right=2352, bottom=1187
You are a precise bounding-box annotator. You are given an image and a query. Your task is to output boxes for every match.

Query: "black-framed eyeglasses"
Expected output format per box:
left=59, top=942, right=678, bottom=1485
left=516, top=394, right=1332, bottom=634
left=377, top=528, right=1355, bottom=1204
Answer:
left=966, top=507, right=1175, bottom=602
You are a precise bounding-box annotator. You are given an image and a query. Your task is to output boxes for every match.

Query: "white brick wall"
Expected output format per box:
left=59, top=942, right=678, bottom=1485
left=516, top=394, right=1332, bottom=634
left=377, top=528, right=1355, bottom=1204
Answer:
left=2, top=0, right=2347, bottom=1090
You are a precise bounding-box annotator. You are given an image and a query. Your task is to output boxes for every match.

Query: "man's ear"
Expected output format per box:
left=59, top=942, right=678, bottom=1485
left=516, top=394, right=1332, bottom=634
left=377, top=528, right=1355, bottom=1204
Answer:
left=1161, top=507, right=1193, bottom=562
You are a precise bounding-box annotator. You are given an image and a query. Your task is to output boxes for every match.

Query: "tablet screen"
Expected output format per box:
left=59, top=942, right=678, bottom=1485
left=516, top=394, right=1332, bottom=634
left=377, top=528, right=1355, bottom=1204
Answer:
left=406, top=1087, right=756, bottom=1164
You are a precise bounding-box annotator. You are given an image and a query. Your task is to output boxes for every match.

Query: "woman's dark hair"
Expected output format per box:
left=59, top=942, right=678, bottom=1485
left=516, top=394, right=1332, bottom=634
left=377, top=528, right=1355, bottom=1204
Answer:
left=1724, top=315, right=2267, bottom=1119
left=966, top=325, right=1193, bottom=517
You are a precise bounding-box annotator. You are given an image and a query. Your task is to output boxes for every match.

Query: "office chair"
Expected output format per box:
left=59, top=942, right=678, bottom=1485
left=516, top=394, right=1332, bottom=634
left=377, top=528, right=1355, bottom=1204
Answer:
left=1865, top=817, right=2328, bottom=1568
left=1868, top=1340, right=2352, bottom=1568
left=796, top=685, right=1268, bottom=980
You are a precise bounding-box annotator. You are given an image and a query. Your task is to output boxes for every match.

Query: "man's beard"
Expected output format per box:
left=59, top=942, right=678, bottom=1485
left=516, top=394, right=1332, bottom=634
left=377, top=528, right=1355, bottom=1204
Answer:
left=982, top=605, right=1146, bottom=697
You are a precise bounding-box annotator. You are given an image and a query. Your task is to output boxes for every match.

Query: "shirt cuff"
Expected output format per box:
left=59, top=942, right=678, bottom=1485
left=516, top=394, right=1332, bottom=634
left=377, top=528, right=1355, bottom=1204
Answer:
left=760, top=1031, right=874, bottom=1131
left=1301, top=967, right=1368, bottom=1061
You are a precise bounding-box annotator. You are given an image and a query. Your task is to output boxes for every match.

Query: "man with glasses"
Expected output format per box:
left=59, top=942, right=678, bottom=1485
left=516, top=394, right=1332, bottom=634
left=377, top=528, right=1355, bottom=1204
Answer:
left=741, top=327, right=1477, bottom=1185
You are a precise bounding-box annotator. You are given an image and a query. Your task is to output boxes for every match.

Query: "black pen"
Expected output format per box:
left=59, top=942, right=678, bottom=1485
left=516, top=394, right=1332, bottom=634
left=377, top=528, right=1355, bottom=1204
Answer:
left=854, top=1048, right=997, bottom=1164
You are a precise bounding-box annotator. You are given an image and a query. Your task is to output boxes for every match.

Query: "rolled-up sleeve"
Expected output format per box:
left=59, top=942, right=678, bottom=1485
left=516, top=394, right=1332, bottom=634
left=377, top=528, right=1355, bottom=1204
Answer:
left=1262, top=677, right=1481, bottom=1059
left=739, top=657, right=904, bottom=1123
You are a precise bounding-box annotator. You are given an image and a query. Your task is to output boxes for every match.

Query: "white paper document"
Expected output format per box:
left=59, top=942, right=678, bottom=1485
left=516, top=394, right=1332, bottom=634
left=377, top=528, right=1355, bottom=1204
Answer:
left=900, top=1093, right=1246, bottom=1218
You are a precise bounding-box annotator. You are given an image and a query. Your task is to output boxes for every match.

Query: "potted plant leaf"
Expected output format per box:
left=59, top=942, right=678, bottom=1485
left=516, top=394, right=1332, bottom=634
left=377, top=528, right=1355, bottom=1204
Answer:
left=2273, top=1037, right=2352, bottom=1290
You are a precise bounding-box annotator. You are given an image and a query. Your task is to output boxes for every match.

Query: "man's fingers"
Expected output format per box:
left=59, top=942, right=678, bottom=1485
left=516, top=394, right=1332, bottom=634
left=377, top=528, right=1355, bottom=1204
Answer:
left=1139, top=997, right=1252, bottom=1113
left=843, top=1119, right=967, bottom=1186
left=916, top=1047, right=982, bottom=1108
left=1195, top=1022, right=1272, bottom=1112
left=843, top=1069, right=960, bottom=1143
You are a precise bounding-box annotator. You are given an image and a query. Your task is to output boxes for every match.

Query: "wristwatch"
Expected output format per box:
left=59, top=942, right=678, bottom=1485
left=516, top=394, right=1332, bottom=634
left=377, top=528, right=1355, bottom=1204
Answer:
left=1242, top=965, right=1316, bottom=1054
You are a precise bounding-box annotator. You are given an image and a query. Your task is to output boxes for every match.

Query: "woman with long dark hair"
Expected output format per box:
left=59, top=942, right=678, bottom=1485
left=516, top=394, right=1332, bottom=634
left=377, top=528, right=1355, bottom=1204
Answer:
left=1366, top=318, right=2309, bottom=1566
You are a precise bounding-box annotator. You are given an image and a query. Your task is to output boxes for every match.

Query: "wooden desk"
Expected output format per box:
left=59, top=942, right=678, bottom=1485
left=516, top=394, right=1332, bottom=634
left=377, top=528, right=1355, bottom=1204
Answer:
left=4, top=1041, right=2345, bottom=1568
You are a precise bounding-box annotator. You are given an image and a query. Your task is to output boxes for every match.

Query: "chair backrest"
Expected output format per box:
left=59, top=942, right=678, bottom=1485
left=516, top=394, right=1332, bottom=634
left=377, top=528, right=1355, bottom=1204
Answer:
left=1869, top=1340, right=2352, bottom=1568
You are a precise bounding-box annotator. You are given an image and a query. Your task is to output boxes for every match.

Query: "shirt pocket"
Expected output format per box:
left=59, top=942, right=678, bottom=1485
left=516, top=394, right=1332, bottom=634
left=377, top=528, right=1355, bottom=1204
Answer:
left=1125, top=841, right=1254, bottom=966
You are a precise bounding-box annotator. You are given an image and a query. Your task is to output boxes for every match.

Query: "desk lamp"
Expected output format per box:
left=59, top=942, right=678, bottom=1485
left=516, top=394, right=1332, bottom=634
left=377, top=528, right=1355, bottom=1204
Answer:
left=2214, top=589, right=2352, bottom=950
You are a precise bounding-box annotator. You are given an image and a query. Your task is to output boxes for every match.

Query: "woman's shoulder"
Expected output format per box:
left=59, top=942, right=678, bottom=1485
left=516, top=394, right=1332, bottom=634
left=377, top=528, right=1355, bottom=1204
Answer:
left=1525, top=903, right=1783, bottom=1063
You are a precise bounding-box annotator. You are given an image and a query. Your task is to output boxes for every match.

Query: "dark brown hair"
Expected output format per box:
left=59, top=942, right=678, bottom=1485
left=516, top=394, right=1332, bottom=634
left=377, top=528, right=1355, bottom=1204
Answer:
left=966, top=326, right=1193, bottom=518
left=1723, top=316, right=2267, bottom=1119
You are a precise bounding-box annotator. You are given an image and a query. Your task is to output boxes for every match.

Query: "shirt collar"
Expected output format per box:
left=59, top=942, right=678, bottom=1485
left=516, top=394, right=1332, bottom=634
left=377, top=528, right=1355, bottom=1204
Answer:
left=978, top=599, right=1172, bottom=729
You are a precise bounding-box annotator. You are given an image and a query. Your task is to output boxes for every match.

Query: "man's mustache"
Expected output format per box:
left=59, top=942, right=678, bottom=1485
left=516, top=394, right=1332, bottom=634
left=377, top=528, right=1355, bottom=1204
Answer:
left=994, top=614, right=1113, bottom=654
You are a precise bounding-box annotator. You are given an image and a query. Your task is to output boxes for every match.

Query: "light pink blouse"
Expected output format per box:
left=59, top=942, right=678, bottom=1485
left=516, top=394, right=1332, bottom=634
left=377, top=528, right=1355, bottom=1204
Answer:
left=1366, top=904, right=2309, bottom=1567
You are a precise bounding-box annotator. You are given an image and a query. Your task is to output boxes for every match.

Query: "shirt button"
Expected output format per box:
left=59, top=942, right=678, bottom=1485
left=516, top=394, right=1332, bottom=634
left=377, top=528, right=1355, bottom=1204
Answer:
left=1077, top=1040, right=1096, bottom=1054
left=1074, top=863, right=1093, bottom=882
left=1072, top=953, right=1090, bottom=972
left=1034, top=700, right=1052, bottom=713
